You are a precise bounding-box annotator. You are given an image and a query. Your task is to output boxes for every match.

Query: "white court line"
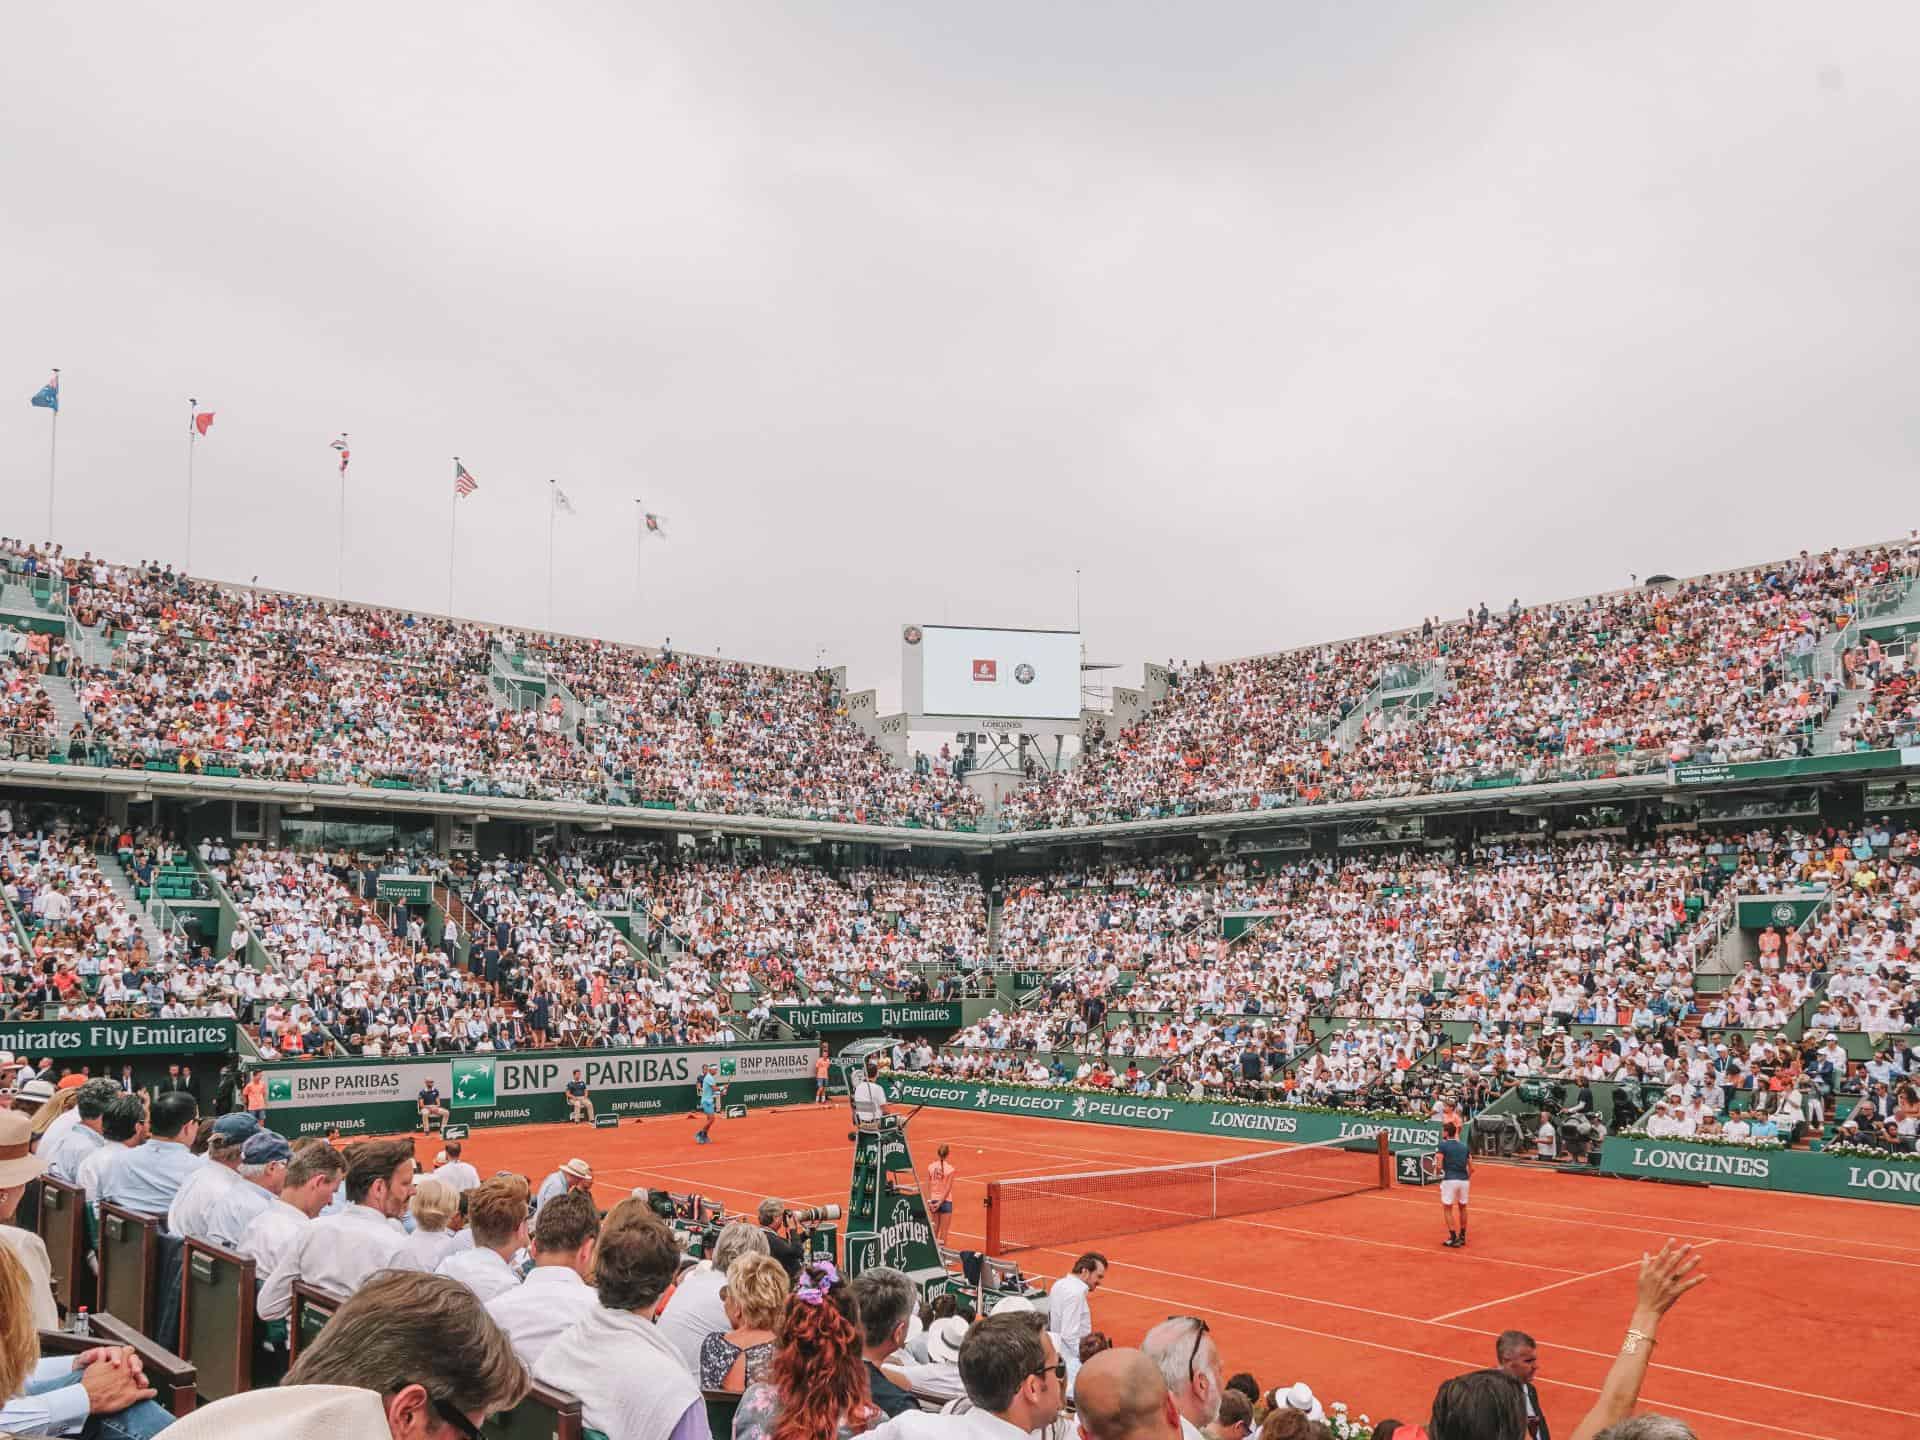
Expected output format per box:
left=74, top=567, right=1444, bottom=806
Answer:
left=1427, top=1243, right=1719, bottom=1323
left=1356, top=1189, right=1920, bottom=1270
left=936, top=1223, right=1913, bottom=1420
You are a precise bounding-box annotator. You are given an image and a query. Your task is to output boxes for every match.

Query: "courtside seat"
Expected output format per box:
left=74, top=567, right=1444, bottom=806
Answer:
left=97, top=1204, right=163, bottom=1338
left=34, top=1176, right=89, bottom=1317
left=40, top=1312, right=198, bottom=1417
left=703, top=1389, right=742, bottom=1439
left=178, top=1238, right=260, bottom=1401
left=288, top=1279, right=348, bottom=1365
left=484, top=1379, right=584, bottom=1440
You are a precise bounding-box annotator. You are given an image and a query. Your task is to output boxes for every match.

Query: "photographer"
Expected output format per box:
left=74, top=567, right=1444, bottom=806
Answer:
left=757, top=1197, right=806, bottom=1282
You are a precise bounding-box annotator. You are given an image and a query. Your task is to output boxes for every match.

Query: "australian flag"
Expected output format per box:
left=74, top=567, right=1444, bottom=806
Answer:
left=28, top=372, right=58, bottom=413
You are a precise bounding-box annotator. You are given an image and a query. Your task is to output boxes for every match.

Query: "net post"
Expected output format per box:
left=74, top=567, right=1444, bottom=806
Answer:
left=1377, top=1129, right=1392, bottom=1189
left=985, top=1183, right=1001, bottom=1256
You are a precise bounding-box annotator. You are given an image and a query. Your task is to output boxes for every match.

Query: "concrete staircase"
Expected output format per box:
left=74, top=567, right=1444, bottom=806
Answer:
left=99, top=854, right=170, bottom=958
left=40, top=670, right=86, bottom=740
left=1811, top=685, right=1876, bottom=754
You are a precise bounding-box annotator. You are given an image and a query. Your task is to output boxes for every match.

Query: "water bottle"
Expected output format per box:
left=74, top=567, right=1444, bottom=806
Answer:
left=68, top=1307, right=89, bottom=1338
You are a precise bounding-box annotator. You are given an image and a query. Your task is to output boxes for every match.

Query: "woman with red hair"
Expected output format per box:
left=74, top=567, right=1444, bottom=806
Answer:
left=732, top=1259, right=878, bottom=1440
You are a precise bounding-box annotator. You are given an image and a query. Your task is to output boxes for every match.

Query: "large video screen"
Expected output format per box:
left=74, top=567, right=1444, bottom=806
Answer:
left=905, top=625, right=1081, bottom=722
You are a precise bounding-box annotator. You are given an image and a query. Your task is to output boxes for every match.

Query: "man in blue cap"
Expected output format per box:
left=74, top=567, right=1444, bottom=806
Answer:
left=168, top=1109, right=260, bottom=1242
left=206, top=1129, right=295, bottom=1251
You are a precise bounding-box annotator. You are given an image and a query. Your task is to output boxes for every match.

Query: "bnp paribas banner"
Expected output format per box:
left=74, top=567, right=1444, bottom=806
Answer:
left=1600, top=1137, right=1920, bottom=1206
left=772, top=1003, right=962, bottom=1034
left=262, top=1043, right=817, bottom=1138
left=880, top=1074, right=1441, bottom=1149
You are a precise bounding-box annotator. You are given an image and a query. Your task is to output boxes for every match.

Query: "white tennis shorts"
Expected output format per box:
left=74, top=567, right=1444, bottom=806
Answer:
left=1440, top=1179, right=1471, bottom=1206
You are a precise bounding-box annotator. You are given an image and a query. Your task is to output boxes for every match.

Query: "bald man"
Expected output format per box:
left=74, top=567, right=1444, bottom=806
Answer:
left=1076, top=1349, right=1184, bottom=1440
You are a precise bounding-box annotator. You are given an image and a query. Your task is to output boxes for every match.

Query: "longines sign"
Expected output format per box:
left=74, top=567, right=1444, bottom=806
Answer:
left=1600, top=1138, right=1920, bottom=1205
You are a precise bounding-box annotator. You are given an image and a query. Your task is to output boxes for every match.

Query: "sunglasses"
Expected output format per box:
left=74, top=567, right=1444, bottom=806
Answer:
left=1032, top=1360, right=1068, bottom=1383
left=395, top=1381, right=482, bottom=1440
left=1165, top=1315, right=1210, bottom=1382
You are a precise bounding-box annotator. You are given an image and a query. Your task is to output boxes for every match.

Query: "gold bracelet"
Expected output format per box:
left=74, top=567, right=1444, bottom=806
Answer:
left=1622, top=1328, right=1656, bottom=1355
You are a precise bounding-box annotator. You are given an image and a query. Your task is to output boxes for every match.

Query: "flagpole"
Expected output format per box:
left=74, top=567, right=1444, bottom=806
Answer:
left=448, top=458, right=460, bottom=620
left=44, top=370, right=60, bottom=544
left=336, top=433, right=348, bottom=601
left=547, top=480, right=557, bottom=632
left=185, top=398, right=198, bottom=575
left=633, top=500, right=644, bottom=631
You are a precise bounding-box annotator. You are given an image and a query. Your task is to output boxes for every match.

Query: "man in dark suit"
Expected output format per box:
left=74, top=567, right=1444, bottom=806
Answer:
left=1496, top=1330, right=1548, bottom=1440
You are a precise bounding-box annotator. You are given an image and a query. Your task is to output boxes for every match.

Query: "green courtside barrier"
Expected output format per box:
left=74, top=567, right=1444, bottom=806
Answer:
left=878, top=1074, right=1441, bottom=1148
left=262, top=1042, right=817, bottom=1138
left=1599, top=1136, right=1920, bottom=1205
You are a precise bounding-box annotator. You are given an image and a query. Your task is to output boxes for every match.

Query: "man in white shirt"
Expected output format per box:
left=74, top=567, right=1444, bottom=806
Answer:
left=1140, top=1316, right=1224, bottom=1440
left=43, top=1079, right=118, bottom=1183
left=534, top=1205, right=707, bottom=1440
left=431, top=1139, right=482, bottom=1194
left=258, top=1136, right=418, bottom=1320
left=851, top=1063, right=888, bottom=1126
left=1046, top=1252, right=1106, bottom=1365
left=168, top=1111, right=260, bottom=1240
left=204, top=1130, right=293, bottom=1250
left=484, top=1188, right=600, bottom=1367
left=655, top=1221, right=768, bottom=1372
left=238, top=1141, right=345, bottom=1276
left=869, top=1311, right=1067, bottom=1440
left=75, top=1094, right=147, bottom=1219
left=436, top=1176, right=528, bottom=1301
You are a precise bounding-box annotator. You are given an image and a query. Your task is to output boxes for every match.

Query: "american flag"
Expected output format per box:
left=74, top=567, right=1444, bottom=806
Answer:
left=454, top=460, right=479, bottom=497
left=330, top=433, right=350, bottom=473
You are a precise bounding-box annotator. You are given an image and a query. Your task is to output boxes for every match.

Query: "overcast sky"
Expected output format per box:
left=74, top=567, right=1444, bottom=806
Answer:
left=4, top=3, right=1917, bottom=718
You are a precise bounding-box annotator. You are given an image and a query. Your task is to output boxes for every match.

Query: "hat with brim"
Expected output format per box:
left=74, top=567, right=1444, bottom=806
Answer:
left=0, top=1112, right=47, bottom=1187
left=926, top=1315, right=970, bottom=1365
left=559, top=1158, right=593, bottom=1182
left=14, top=1079, right=54, bottom=1105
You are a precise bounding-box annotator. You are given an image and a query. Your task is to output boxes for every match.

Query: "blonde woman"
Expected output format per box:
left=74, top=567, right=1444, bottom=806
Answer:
left=699, top=1252, right=789, bottom=1392
left=398, top=1176, right=465, bottom=1270
left=0, top=1244, right=37, bottom=1433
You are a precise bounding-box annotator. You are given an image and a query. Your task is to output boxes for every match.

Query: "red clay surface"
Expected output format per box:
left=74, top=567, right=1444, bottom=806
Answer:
left=449, top=1102, right=1917, bottom=1440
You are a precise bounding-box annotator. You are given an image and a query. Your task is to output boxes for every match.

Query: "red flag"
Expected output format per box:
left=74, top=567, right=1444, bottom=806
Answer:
left=193, top=411, right=214, bottom=437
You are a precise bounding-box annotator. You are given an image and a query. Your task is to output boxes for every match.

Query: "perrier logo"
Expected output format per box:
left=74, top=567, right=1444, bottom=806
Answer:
left=266, top=1076, right=292, bottom=1104
left=451, top=1058, right=495, bottom=1107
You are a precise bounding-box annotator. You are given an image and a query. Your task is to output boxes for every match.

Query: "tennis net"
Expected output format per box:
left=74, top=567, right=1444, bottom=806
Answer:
left=984, top=1130, right=1392, bottom=1253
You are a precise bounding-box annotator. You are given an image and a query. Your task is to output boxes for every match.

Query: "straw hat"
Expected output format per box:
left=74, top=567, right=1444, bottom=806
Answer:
left=0, top=1112, right=48, bottom=1188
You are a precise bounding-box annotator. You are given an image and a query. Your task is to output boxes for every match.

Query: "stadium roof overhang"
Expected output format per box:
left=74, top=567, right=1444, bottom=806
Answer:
left=1, top=752, right=1911, bottom=857
left=0, top=759, right=995, bottom=853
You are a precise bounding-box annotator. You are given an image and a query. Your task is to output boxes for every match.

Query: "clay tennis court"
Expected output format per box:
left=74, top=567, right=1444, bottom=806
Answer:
left=460, top=1102, right=1916, bottom=1440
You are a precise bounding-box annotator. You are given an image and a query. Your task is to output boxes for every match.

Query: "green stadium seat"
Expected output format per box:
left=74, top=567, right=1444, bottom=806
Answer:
left=704, top=1389, right=742, bottom=1439
left=289, top=1279, right=348, bottom=1365
left=97, top=1203, right=163, bottom=1338
left=34, top=1176, right=90, bottom=1317
left=484, top=1380, right=584, bottom=1440
left=178, top=1238, right=262, bottom=1402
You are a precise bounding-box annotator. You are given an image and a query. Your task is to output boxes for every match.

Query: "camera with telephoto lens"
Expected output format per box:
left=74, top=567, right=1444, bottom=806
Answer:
left=783, top=1204, right=842, bottom=1229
